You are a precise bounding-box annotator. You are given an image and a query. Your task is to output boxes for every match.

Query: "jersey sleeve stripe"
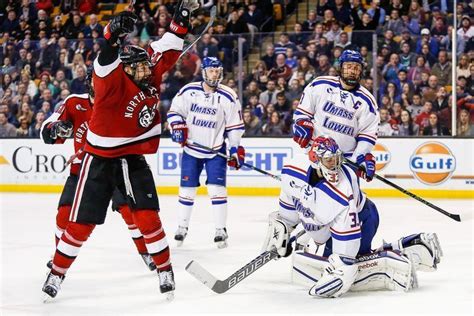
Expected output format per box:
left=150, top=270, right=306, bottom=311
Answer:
left=330, top=227, right=361, bottom=234
left=356, top=135, right=376, bottom=145
left=226, top=122, right=245, bottom=129
left=295, top=107, right=314, bottom=116
left=282, top=167, right=307, bottom=182
left=279, top=199, right=296, bottom=211
left=357, top=133, right=377, bottom=141
left=93, top=57, right=121, bottom=78
left=180, top=86, right=204, bottom=95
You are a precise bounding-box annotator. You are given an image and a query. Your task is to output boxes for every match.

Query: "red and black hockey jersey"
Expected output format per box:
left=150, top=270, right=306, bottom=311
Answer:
left=85, top=32, right=184, bottom=158
left=40, top=93, right=93, bottom=175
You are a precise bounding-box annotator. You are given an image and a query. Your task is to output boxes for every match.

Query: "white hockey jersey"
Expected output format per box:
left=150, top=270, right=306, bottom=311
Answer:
left=167, top=82, right=244, bottom=159
left=278, top=155, right=367, bottom=259
left=293, top=76, right=380, bottom=160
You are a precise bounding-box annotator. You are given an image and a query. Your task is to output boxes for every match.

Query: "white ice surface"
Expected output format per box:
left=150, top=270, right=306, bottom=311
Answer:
left=0, top=194, right=473, bottom=315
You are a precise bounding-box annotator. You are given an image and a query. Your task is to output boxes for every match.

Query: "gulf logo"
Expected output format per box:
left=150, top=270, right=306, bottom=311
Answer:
left=409, top=142, right=456, bottom=185
left=372, top=143, right=391, bottom=171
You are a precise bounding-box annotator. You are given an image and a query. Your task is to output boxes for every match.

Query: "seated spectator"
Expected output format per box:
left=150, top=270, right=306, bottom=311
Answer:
left=367, top=0, right=386, bottom=25
left=399, top=29, right=417, bottom=51
left=457, top=15, right=474, bottom=52
left=457, top=54, right=471, bottom=80
left=273, top=92, right=290, bottom=113
left=378, top=30, right=399, bottom=54
left=289, top=22, right=307, bottom=51
left=242, top=80, right=261, bottom=106
left=334, top=32, right=355, bottom=51
left=378, top=108, right=396, bottom=136
left=259, top=80, right=280, bottom=106
left=416, top=28, right=439, bottom=58
left=397, top=110, right=419, bottom=136
left=29, top=110, right=45, bottom=137
left=250, top=61, right=269, bottom=89
left=387, top=0, right=408, bottom=16
left=407, top=0, right=425, bottom=30
left=401, top=14, right=420, bottom=36
left=414, top=100, right=433, bottom=130
left=305, top=43, right=318, bottom=68
left=285, top=79, right=303, bottom=102
left=383, top=9, right=404, bottom=35
left=16, top=116, right=30, bottom=137
left=421, top=75, right=440, bottom=102
left=457, top=108, right=474, bottom=136
left=399, top=42, right=417, bottom=69
left=64, top=14, right=84, bottom=39
left=431, top=50, right=452, bottom=86
left=302, top=10, right=317, bottom=32
left=315, top=54, right=331, bottom=77
left=422, top=113, right=450, bottom=136
left=245, top=95, right=265, bottom=119
left=16, top=102, right=34, bottom=125
left=324, top=21, right=342, bottom=45
left=34, top=88, right=55, bottom=111
left=307, top=23, right=325, bottom=47
left=2, top=10, right=20, bottom=35
left=197, top=33, right=219, bottom=59
left=262, top=111, right=287, bottom=136
left=433, top=87, right=449, bottom=112
left=0, top=112, right=17, bottom=137
left=274, top=33, right=297, bottom=56
left=243, top=109, right=263, bottom=136
left=82, top=14, right=103, bottom=38
left=431, top=17, right=448, bottom=42
left=268, top=54, right=292, bottom=82
left=285, top=48, right=298, bottom=70
left=260, top=44, right=275, bottom=70
left=276, top=77, right=288, bottom=92
left=382, top=53, right=403, bottom=83
left=316, top=36, right=332, bottom=59
left=331, top=0, right=351, bottom=27
left=290, top=57, right=316, bottom=85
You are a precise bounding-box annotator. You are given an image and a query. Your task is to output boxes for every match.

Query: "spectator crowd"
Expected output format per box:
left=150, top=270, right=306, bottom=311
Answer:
left=0, top=0, right=473, bottom=138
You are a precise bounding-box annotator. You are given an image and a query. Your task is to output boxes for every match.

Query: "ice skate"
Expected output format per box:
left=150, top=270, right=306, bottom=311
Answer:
left=141, top=254, right=157, bottom=271
left=42, top=272, right=65, bottom=302
left=158, top=268, right=175, bottom=301
left=174, top=226, right=188, bottom=247
left=214, top=228, right=228, bottom=249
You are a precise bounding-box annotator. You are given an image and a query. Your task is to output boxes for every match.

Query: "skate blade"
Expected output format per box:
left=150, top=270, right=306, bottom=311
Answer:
left=165, top=291, right=175, bottom=301
left=42, top=293, right=54, bottom=303
left=216, top=241, right=227, bottom=249
left=176, top=240, right=184, bottom=247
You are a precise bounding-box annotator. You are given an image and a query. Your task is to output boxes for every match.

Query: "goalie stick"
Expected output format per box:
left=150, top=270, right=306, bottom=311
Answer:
left=343, top=159, right=461, bottom=222
left=179, top=5, right=216, bottom=58
left=187, top=139, right=282, bottom=181
left=185, top=232, right=304, bottom=294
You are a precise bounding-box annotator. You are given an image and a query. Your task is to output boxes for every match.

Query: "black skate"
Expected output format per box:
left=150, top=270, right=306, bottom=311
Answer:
left=42, top=272, right=65, bottom=302
left=214, top=228, right=228, bottom=249
left=158, top=267, right=175, bottom=301
left=141, top=254, right=157, bottom=271
left=174, top=226, right=188, bottom=247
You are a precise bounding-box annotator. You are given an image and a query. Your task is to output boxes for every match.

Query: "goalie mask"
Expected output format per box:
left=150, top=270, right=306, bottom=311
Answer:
left=338, top=50, right=364, bottom=88
left=308, top=136, right=343, bottom=184
left=202, top=57, right=223, bottom=87
left=120, top=45, right=152, bottom=90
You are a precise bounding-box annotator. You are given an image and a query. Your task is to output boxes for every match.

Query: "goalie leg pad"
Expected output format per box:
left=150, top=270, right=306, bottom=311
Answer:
left=292, top=250, right=418, bottom=294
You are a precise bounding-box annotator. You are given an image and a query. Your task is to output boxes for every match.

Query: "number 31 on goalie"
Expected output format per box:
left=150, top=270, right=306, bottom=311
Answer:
left=349, top=212, right=360, bottom=228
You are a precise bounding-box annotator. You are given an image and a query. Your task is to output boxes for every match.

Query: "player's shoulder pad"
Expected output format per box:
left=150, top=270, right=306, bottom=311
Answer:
left=281, top=154, right=311, bottom=183
left=177, top=81, right=204, bottom=96
left=308, top=75, right=340, bottom=89
left=354, top=85, right=378, bottom=114
left=217, top=84, right=238, bottom=103
left=314, top=178, right=352, bottom=208
left=62, top=93, right=90, bottom=109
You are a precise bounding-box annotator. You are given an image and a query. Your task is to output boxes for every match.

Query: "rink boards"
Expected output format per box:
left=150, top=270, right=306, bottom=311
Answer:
left=0, top=138, right=472, bottom=198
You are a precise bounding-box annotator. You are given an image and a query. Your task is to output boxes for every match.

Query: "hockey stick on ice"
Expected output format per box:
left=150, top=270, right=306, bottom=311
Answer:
left=344, top=159, right=461, bottom=222
left=185, top=231, right=305, bottom=294
left=186, top=139, right=282, bottom=181
left=179, top=5, right=216, bottom=59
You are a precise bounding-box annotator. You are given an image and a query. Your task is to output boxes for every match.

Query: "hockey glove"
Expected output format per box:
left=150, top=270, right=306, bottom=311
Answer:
left=228, top=146, right=245, bottom=170
left=49, top=121, right=73, bottom=140
left=170, top=122, right=188, bottom=146
left=104, top=11, right=138, bottom=45
left=356, top=153, right=376, bottom=182
left=309, top=254, right=358, bottom=298
left=170, top=0, right=200, bottom=38
left=292, top=120, right=314, bottom=148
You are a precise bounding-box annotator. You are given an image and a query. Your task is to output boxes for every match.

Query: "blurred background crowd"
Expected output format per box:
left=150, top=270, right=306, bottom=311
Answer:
left=0, top=0, right=473, bottom=138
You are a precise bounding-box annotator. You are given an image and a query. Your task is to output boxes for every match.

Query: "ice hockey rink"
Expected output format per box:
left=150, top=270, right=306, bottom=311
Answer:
left=0, top=193, right=472, bottom=315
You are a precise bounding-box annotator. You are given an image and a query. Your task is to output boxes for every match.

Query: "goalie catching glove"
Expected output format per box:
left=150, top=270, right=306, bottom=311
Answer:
left=308, top=254, right=358, bottom=298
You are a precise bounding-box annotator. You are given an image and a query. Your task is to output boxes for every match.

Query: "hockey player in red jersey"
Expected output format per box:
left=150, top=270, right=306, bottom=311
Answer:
left=40, top=68, right=157, bottom=272
left=42, top=0, right=200, bottom=301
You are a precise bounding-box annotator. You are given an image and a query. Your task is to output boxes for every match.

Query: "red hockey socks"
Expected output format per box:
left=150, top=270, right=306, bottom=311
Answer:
left=51, top=222, right=95, bottom=276
left=132, top=210, right=171, bottom=271
left=55, top=205, right=71, bottom=246
left=119, top=205, right=148, bottom=254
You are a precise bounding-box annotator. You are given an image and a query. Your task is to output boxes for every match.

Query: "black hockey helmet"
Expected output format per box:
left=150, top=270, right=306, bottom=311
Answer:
left=119, top=45, right=152, bottom=67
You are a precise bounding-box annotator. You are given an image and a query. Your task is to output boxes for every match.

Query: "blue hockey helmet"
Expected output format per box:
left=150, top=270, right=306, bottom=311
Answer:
left=308, top=136, right=343, bottom=184
left=202, top=57, right=223, bottom=87
left=338, top=50, right=364, bottom=87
